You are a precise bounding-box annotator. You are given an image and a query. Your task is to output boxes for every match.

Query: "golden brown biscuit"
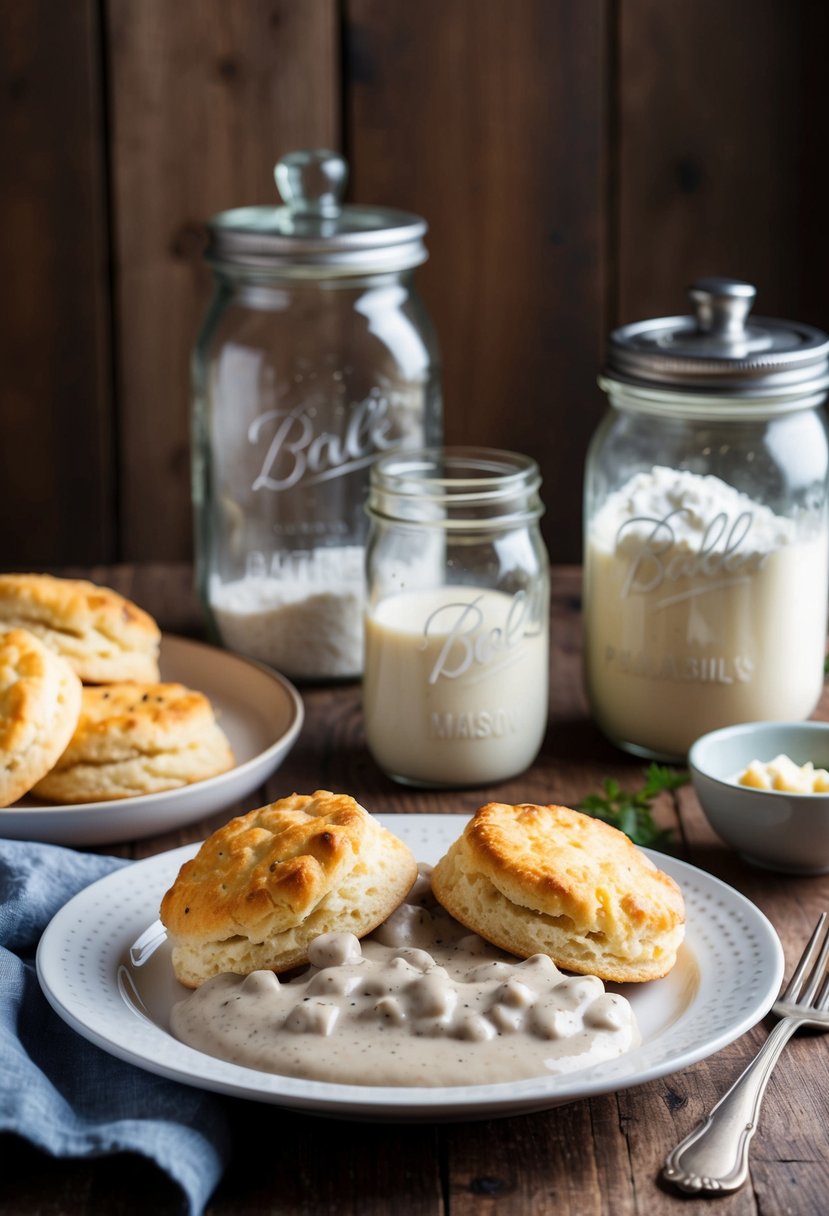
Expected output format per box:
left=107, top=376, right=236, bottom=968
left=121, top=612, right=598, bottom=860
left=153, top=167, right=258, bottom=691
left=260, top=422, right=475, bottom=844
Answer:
left=32, top=682, right=234, bottom=802
left=431, top=802, right=685, bottom=983
left=0, top=628, right=82, bottom=807
left=0, top=574, right=160, bottom=682
left=160, top=790, right=419, bottom=987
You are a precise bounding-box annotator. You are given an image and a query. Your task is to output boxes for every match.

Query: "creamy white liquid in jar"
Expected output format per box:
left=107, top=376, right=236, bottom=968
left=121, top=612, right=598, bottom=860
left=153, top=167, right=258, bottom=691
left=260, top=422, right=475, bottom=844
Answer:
left=585, top=466, right=829, bottom=759
left=363, top=586, right=549, bottom=786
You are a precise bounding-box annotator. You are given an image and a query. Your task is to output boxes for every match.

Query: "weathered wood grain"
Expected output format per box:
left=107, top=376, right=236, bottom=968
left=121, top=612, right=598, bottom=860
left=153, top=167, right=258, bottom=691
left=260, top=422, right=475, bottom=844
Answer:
left=617, top=0, right=829, bottom=330
left=106, top=0, right=340, bottom=561
left=344, top=0, right=609, bottom=563
left=445, top=1105, right=614, bottom=1215
left=0, top=0, right=113, bottom=566
left=211, top=1113, right=442, bottom=1215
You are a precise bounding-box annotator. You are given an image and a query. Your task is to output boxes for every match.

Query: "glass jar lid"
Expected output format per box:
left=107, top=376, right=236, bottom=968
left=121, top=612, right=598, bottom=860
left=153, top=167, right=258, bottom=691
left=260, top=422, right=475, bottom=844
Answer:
left=603, top=277, right=829, bottom=399
left=206, top=149, right=427, bottom=275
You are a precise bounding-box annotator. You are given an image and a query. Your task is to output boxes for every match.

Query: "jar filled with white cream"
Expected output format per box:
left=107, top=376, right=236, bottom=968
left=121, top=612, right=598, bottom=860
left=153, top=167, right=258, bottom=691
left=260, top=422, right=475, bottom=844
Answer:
left=364, top=448, right=550, bottom=786
left=584, top=278, right=829, bottom=761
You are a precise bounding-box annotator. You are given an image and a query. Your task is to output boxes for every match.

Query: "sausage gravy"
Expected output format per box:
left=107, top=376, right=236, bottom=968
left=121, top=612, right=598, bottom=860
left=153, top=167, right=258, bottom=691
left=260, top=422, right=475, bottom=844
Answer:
left=170, top=868, right=639, bottom=1087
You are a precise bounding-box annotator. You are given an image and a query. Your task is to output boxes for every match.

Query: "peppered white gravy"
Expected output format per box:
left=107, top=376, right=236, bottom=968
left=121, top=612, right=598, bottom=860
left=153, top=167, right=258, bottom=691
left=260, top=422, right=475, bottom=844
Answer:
left=170, top=867, right=639, bottom=1087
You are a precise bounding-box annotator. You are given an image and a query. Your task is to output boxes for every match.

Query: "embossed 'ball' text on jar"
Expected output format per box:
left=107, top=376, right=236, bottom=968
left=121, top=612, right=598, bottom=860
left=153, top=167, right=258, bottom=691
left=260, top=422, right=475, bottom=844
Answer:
left=364, top=448, right=550, bottom=787
left=584, top=278, right=829, bottom=762
left=192, top=150, right=441, bottom=682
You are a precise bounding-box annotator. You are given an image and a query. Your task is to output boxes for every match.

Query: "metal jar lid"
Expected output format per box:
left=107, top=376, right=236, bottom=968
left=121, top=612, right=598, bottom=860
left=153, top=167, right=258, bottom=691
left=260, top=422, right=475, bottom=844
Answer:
left=206, top=149, right=428, bottom=276
left=603, top=278, right=829, bottom=400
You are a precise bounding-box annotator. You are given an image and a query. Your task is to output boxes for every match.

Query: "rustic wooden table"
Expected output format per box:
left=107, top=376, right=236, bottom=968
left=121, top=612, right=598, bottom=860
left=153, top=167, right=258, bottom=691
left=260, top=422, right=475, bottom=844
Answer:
left=4, top=564, right=829, bottom=1216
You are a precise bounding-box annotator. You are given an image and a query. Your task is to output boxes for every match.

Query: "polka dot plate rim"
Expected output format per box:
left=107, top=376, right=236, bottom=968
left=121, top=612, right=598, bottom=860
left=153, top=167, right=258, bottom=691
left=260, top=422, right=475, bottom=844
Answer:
left=36, top=814, right=784, bottom=1121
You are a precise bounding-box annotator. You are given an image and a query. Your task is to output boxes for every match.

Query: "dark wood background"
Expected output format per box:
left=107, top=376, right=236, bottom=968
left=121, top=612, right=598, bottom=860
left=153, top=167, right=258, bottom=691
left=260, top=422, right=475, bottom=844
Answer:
left=1, top=0, right=827, bottom=568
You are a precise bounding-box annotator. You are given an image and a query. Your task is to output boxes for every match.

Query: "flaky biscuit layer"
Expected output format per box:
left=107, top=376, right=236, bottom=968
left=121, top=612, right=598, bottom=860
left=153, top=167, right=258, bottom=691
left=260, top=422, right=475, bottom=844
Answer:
left=33, top=682, right=234, bottom=802
left=160, top=790, right=418, bottom=987
left=0, top=574, right=160, bottom=682
left=431, top=802, right=685, bottom=983
left=0, top=628, right=82, bottom=806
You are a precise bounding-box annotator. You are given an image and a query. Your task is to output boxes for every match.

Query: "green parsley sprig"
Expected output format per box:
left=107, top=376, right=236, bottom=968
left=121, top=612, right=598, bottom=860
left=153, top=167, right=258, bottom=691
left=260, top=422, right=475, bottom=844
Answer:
left=577, top=764, right=688, bottom=849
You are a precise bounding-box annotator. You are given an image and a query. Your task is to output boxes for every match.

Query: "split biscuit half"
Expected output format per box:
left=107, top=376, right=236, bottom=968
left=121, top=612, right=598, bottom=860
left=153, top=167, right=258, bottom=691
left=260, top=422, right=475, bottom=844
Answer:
left=0, top=573, right=161, bottom=683
left=431, top=801, right=685, bottom=983
left=160, top=790, right=419, bottom=987
left=32, top=681, right=234, bottom=803
left=0, top=628, right=82, bottom=807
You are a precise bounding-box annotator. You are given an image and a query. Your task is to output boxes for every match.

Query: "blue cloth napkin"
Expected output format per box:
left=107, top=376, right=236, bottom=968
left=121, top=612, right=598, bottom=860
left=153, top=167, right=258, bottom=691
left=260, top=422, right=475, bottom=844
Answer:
left=0, top=840, right=231, bottom=1215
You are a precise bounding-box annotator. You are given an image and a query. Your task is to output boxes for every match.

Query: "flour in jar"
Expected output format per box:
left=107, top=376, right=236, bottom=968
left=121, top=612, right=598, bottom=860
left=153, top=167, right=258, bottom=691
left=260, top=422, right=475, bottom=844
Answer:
left=170, top=867, right=638, bottom=1087
left=210, top=546, right=364, bottom=679
left=584, top=466, right=829, bottom=758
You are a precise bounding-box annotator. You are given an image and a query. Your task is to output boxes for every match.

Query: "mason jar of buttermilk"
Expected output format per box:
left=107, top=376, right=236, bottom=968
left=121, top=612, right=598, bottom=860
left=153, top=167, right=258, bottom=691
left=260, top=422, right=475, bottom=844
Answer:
left=192, top=150, right=441, bottom=681
left=584, top=277, right=829, bottom=761
left=364, top=448, right=550, bottom=787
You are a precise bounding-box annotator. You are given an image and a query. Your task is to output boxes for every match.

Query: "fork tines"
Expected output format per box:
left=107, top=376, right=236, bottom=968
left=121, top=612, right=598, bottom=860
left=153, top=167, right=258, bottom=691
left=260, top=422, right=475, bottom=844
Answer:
left=782, top=912, right=829, bottom=1010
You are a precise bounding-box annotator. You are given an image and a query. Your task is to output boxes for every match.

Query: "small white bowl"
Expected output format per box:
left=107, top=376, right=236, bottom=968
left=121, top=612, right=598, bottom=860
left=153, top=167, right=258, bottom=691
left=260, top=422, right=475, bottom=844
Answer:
left=689, top=721, right=829, bottom=875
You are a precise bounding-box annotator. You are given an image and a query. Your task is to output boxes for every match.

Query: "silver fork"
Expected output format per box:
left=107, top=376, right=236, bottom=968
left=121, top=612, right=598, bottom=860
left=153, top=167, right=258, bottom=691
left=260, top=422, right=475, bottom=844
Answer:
left=662, top=911, right=829, bottom=1194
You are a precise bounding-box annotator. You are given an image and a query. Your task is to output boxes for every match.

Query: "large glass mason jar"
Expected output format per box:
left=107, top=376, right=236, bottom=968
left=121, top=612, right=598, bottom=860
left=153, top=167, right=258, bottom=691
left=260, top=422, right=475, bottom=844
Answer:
left=192, top=150, right=441, bottom=681
left=584, top=278, right=829, bottom=761
left=364, top=448, right=550, bottom=787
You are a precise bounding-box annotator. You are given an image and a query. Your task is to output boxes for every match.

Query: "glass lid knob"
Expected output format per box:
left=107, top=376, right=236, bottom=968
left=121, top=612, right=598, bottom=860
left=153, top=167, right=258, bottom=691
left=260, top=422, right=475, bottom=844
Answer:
left=274, top=149, right=348, bottom=219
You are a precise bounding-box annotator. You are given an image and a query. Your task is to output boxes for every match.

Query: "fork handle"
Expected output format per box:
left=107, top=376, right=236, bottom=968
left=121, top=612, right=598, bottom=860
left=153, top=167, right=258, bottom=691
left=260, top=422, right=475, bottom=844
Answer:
left=662, top=1016, right=798, bottom=1194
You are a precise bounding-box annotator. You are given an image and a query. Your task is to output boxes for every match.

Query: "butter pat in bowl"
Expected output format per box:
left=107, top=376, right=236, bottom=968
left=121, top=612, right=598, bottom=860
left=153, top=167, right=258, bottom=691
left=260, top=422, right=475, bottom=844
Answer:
left=689, top=721, right=829, bottom=874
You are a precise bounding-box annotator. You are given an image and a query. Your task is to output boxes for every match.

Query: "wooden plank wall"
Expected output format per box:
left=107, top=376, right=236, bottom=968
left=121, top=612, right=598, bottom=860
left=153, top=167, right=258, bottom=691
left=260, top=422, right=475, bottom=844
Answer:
left=0, top=1, right=112, bottom=564
left=0, top=0, right=826, bottom=568
left=618, top=0, right=829, bottom=324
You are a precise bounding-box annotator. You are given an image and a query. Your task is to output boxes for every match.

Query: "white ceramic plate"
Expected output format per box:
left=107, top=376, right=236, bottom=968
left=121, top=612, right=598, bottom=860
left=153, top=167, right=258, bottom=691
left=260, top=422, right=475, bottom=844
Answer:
left=36, top=814, right=784, bottom=1120
left=1, top=635, right=303, bottom=846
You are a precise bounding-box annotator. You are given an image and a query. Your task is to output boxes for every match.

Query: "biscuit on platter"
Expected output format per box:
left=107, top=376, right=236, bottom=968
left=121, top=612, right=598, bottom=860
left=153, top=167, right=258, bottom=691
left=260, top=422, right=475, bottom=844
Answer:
left=160, top=790, right=419, bottom=987
left=431, top=802, right=685, bottom=983
left=32, top=682, right=234, bottom=803
left=0, top=628, right=82, bottom=807
left=0, top=573, right=160, bottom=683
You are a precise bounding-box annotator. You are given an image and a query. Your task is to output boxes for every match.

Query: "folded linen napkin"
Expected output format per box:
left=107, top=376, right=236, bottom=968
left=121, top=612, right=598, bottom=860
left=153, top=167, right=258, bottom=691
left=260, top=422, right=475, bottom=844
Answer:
left=0, top=840, right=231, bottom=1215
